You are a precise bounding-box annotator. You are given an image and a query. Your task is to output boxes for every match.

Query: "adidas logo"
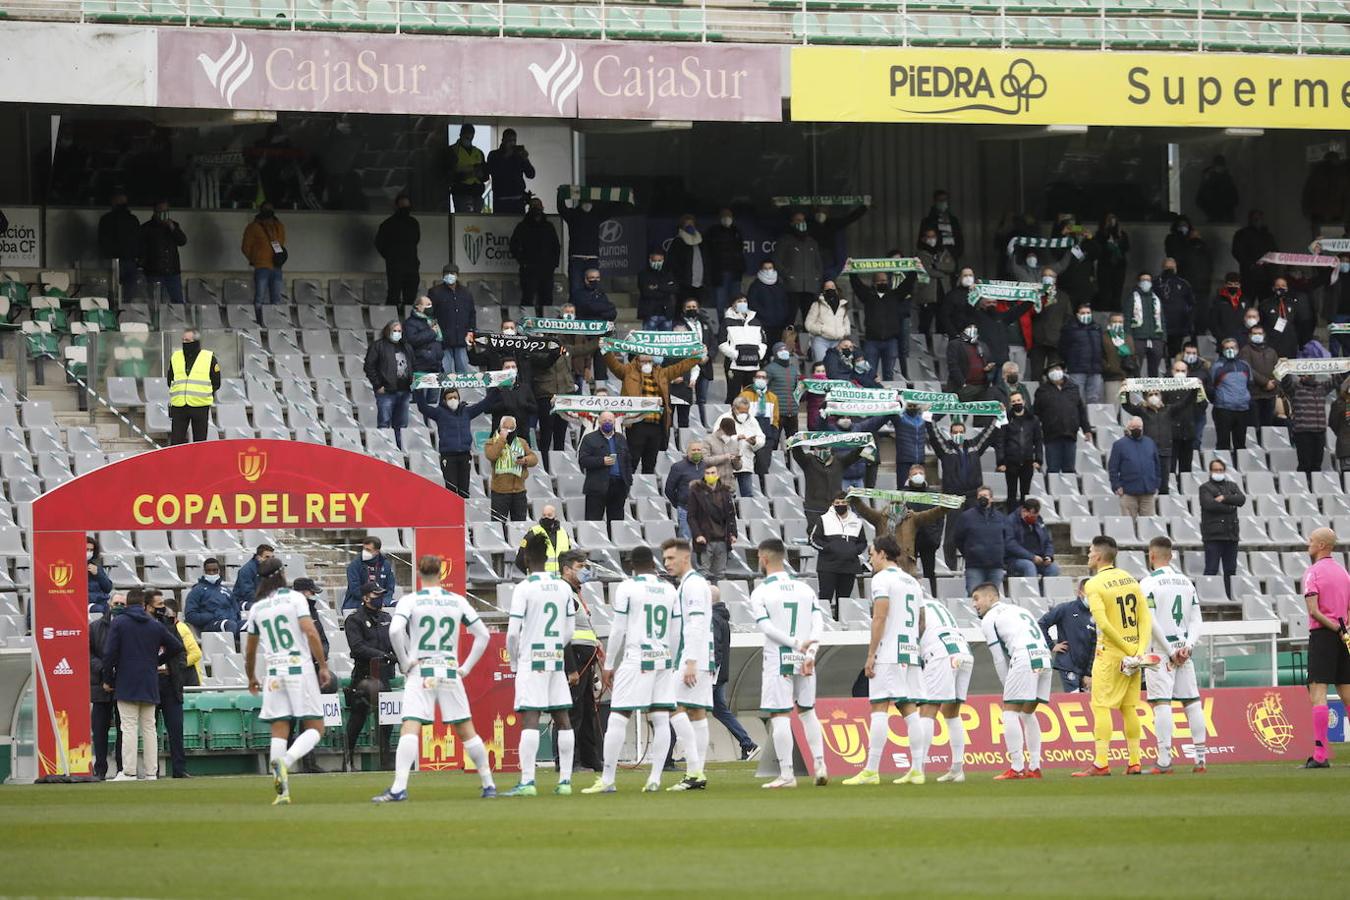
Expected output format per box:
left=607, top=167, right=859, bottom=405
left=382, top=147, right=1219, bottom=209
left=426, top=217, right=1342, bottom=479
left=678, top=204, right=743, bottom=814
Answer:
left=52, top=657, right=73, bottom=675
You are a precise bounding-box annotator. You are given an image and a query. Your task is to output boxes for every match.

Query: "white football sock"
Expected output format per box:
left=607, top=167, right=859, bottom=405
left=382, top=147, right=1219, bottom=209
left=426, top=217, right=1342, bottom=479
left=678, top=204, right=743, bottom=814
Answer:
left=463, top=736, right=494, bottom=788
left=283, top=729, right=321, bottom=768
left=391, top=733, right=418, bottom=793
left=865, top=711, right=889, bottom=773
left=518, top=728, right=540, bottom=784
left=1154, top=703, right=1174, bottom=767
left=648, top=713, right=671, bottom=784
left=772, top=716, right=794, bottom=780
left=603, top=713, right=627, bottom=785
left=557, top=729, right=575, bottom=783
left=692, top=718, right=710, bottom=770
left=269, top=738, right=288, bottom=766
left=946, top=715, right=967, bottom=773
left=1020, top=711, right=1042, bottom=770
left=800, top=709, right=826, bottom=768
left=1185, top=701, right=1207, bottom=765
left=1001, top=709, right=1025, bottom=771
left=670, top=712, right=701, bottom=777
left=904, top=712, right=926, bottom=774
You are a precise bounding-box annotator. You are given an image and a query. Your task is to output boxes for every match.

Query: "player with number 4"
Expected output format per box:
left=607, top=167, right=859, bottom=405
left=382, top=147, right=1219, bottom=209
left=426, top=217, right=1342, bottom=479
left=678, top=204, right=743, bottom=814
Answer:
left=1140, top=536, right=1208, bottom=774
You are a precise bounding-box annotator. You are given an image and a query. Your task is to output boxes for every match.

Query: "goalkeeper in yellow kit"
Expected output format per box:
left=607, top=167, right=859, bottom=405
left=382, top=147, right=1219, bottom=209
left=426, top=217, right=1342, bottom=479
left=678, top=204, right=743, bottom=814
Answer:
left=1073, top=535, right=1154, bottom=777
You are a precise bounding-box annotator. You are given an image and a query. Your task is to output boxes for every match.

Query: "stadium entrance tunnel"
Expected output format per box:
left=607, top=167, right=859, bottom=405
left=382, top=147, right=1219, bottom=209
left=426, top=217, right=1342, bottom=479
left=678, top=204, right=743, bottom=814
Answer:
left=28, top=439, right=465, bottom=782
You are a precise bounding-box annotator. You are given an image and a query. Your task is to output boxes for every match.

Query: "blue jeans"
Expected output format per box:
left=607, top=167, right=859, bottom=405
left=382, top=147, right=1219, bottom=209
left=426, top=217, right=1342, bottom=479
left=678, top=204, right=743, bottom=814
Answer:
left=712, top=682, right=755, bottom=752
left=1006, top=558, right=1061, bottom=578
left=376, top=391, right=411, bottom=449
left=146, top=273, right=184, bottom=304
left=843, top=476, right=865, bottom=492
left=1044, top=436, right=1077, bottom=473
left=735, top=472, right=754, bottom=497
left=964, top=566, right=1005, bottom=594
left=643, top=315, right=673, bottom=331
left=713, top=271, right=740, bottom=320
left=253, top=267, right=283, bottom=308
left=1067, top=372, right=1103, bottom=404
left=442, top=346, right=471, bottom=374
left=677, top=507, right=691, bottom=540
left=863, top=338, right=900, bottom=382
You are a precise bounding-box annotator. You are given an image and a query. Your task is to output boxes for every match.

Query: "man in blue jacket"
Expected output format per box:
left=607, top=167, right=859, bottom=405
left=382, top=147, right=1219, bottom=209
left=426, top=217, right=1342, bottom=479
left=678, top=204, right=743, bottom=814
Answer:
left=1058, top=302, right=1104, bottom=403
left=1004, top=498, right=1059, bottom=577
left=231, top=543, right=273, bottom=612
left=1038, top=580, right=1098, bottom=692
left=185, top=557, right=240, bottom=634
left=663, top=440, right=706, bottom=539
left=1108, top=416, right=1161, bottom=517
left=949, top=485, right=1015, bottom=593
left=343, top=535, right=398, bottom=610
left=102, top=588, right=184, bottom=780
left=430, top=264, right=476, bottom=373
left=414, top=387, right=492, bottom=497
left=893, top=403, right=928, bottom=475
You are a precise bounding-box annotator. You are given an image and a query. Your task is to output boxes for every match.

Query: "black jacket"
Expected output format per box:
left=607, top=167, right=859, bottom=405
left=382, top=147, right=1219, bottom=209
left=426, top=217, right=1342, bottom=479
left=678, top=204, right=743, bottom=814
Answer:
left=1198, top=477, right=1245, bottom=542
left=139, top=218, right=187, bottom=276
left=402, top=313, right=442, bottom=372
left=578, top=428, right=634, bottom=496
left=375, top=209, right=420, bottom=270
left=98, top=205, right=141, bottom=260
left=345, top=605, right=395, bottom=686
left=809, top=512, right=867, bottom=575
left=712, top=601, right=732, bottom=685
left=850, top=273, right=915, bottom=341
left=1033, top=379, right=1088, bottom=440
left=703, top=223, right=745, bottom=278
left=510, top=214, right=561, bottom=272
left=1257, top=292, right=1313, bottom=359
left=155, top=614, right=192, bottom=704
left=665, top=237, right=707, bottom=289
left=928, top=422, right=998, bottom=496
left=995, top=411, right=1044, bottom=467
left=364, top=338, right=413, bottom=393
left=1122, top=398, right=1183, bottom=454
left=637, top=266, right=680, bottom=320
left=90, top=611, right=115, bottom=703
left=951, top=303, right=1028, bottom=368
left=791, top=446, right=863, bottom=511
left=1210, top=289, right=1252, bottom=345
left=429, top=283, right=477, bottom=348
left=1169, top=390, right=1208, bottom=443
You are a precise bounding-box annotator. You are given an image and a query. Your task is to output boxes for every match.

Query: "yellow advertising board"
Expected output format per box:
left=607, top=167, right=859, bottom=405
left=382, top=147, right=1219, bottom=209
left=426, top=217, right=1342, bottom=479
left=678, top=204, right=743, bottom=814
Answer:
left=791, top=46, right=1350, bottom=129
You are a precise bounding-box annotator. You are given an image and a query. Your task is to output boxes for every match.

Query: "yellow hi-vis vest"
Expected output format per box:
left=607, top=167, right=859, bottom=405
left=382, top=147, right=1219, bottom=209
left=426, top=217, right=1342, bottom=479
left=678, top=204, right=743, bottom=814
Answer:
left=169, top=349, right=215, bottom=407
left=521, top=523, right=571, bottom=573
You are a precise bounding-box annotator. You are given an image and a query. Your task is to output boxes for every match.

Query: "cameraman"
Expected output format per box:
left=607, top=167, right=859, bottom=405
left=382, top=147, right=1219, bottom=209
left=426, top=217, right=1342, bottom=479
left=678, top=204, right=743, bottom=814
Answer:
left=343, top=582, right=396, bottom=771
left=485, top=128, right=536, bottom=215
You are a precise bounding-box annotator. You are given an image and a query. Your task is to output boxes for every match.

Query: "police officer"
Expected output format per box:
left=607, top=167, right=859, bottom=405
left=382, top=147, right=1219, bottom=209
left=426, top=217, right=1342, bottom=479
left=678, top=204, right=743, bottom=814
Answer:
left=1037, top=578, right=1098, bottom=693
left=513, top=504, right=571, bottom=574
left=557, top=550, right=603, bottom=772
left=166, top=328, right=220, bottom=445
left=343, top=582, right=395, bottom=771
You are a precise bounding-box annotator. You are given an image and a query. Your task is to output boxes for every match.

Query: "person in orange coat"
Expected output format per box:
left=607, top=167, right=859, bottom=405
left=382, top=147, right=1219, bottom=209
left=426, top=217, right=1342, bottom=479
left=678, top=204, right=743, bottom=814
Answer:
left=603, top=350, right=702, bottom=473
left=241, top=201, right=287, bottom=324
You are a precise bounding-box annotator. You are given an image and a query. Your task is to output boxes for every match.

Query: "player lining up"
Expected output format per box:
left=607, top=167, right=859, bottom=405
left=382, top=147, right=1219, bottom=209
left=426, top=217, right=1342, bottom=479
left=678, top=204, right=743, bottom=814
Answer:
left=1140, top=536, right=1208, bottom=774
left=373, top=554, right=495, bottom=803
left=243, top=557, right=331, bottom=806
left=974, top=583, right=1050, bottom=780
left=750, top=538, right=828, bottom=788
left=505, top=533, right=577, bottom=796
left=664, top=538, right=714, bottom=792
left=918, top=595, right=974, bottom=782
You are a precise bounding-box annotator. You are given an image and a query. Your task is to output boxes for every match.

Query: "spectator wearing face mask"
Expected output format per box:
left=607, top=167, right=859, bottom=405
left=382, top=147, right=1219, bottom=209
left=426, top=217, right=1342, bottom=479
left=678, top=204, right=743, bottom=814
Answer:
left=239, top=200, right=288, bottom=323
left=1165, top=215, right=1213, bottom=301
left=1231, top=209, right=1277, bottom=298
left=1210, top=271, right=1251, bottom=346
left=570, top=268, right=618, bottom=324
left=184, top=556, right=238, bottom=633
left=375, top=193, right=421, bottom=306
left=478, top=355, right=537, bottom=436
left=578, top=411, right=634, bottom=521
left=915, top=227, right=957, bottom=343
left=665, top=441, right=713, bottom=539
left=514, top=504, right=571, bottom=574
left=1177, top=341, right=1212, bottom=454
left=140, top=199, right=188, bottom=305
left=1102, top=312, right=1140, bottom=400
left=1282, top=371, right=1338, bottom=484
left=687, top=463, right=738, bottom=582
left=851, top=268, right=915, bottom=383
left=805, top=286, right=851, bottom=363
left=485, top=128, right=535, bottom=214
left=920, top=189, right=964, bottom=262
left=1023, top=268, right=1070, bottom=382
left=603, top=349, right=700, bottom=473
left=637, top=248, right=679, bottom=330
left=509, top=199, right=560, bottom=318
left=944, top=267, right=976, bottom=335
left=704, top=208, right=747, bottom=318
left=774, top=210, right=824, bottom=323
left=709, top=398, right=765, bottom=497
left=929, top=417, right=1000, bottom=568
left=800, top=362, right=829, bottom=429
left=1091, top=213, right=1130, bottom=311
left=792, top=441, right=864, bottom=534
left=1035, top=363, right=1091, bottom=473
left=557, top=187, right=631, bottom=291
left=1155, top=258, right=1194, bottom=360
left=1310, top=244, right=1350, bottom=356
left=1038, top=581, right=1098, bottom=693
left=1259, top=276, right=1314, bottom=360
left=677, top=300, right=716, bottom=426
left=342, top=536, right=397, bottom=611
left=666, top=214, right=708, bottom=308
left=232, top=543, right=273, bottom=614
left=1005, top=497, right=1059, bottom=579
left=720, top=295, right=766, bottom=401
left=739, top=369, right=781, bottom=484
left=851, top=464, right=950, bottom=593
left=429, top=263, right=477, bottom=373
left=764, top=341, right=800, bottom=442
left=1167, top=361, right=1208, bottom=480
left=995, top=394, right=1043, bottom=510
left=1123, top=389, right=1185, bottom=496
left=1238, top=323, right=1279, bottom=426
left=1331, top=377, right=1350, bottom=472
left=364, top=320, right=414, bottom=449
left=1126, top=271, right=1166, bottom=378
left=486, top=415, right=537, bottom=522
left=990, top=361, right=1032, bottom=411
left=147, top=590, right=195, bottom=779
left=86, top=535, right=113, bottom=615
left=552, top=302, right=600, bottom=390
left=415, top=388, right=491, bottom=496
left=952, top=293, right=1035, bottom=374
left=1059, top=303, right=1104, bottom=403
left=1109, top=415, right=1161, bottom=517
left=810, top=492, right=868, bottom=617
left=532, top=338, right=580, bottom=473
left=950, top=486, right=1013, bottom=593
left=944, top=323, right=994, bottom=401
left=403, top=295, right=443, bottom=408
left=1206, top=338, right=1253, bottom=466
left=809, top=203, right=869, bottom=282
left=1198, top=458, right=1245, bottom=595
left=826, top=414, right=882, bottom=491
left=747, top=260, right=792, bottom=348
left=343, top=581, right=396, bottom=770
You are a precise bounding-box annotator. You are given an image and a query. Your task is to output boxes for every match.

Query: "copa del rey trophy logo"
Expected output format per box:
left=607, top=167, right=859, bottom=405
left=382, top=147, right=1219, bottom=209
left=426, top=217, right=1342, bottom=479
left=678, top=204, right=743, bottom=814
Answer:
left=48, top=562, right=73, bottom=589
left=238, top=446, right=268, bottom=483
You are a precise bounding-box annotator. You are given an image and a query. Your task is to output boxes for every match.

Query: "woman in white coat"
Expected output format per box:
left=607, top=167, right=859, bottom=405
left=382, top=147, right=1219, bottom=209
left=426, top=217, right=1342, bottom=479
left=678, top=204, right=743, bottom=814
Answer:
left=804, top=280, right=851, bottom=362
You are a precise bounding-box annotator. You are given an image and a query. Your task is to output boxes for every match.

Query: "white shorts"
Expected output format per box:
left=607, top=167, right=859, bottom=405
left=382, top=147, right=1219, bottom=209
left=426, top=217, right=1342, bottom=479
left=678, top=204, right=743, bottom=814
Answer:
left=1003, top=661, right=1053, bottom=704
left=761, top=670, right=817, bottom=713
left=674, top=669, right=715, bottom=711
left=514, top=668, right=573, bottom=712
left=611, top=664, right=677, bottom=712
left=259, top=665, right=323, bottom=722
left=1146, top=657, right=1200, bottom=703
left=402, top=666, right=473, bottom=724
left=922, top=654, right=974, bottom=705
left=869, top=662, right=924, bottom=705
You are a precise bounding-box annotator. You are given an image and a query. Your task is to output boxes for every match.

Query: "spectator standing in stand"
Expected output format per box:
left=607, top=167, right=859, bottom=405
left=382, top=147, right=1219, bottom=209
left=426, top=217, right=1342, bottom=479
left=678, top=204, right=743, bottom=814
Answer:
left=430, top=264, right=476, bottom=374
left=510, top=198, right=560, bottom=318
left=140, top=199, right=187, bottom=305
left=919, top=189, right=964, bottom=263
left=449, top=124, right=487, bottom=213
left=578, top=411, right=634, bottom=522
left=603, top=350, right=699, bottom=473
left=415, top=386, right=490, bottom=496
left=995, top=393, right=1043, bottom=510
left=704, top=207, right=747, bottom=318
left=1198, top=457, right=1245, bottom=597
left=852, top=269, right=914, bottom=383
left=98, top=188, right=141, bottom=301
left=1282, top=371, right=1337, bottom=486
left=687, top=463, right=738, bottom=582
left=809, top=492, right=867, bottom=617
left=375, top=193, right=421, bottom=306
left=1238, top=323, right=1279, bottom=428
left=637, top=248, right=679, bottom=331
left=240, top=201, right=287, bottom=323
left=484, top=128, right=535, bottom=214
left=1109, top=416, right=1160, bottom=517
left=809, top=202, right=868, bottom=282
left=1207, top=337, right=1253, bottom=466
left=665, top=214, right=708, bottom=310
left=485, top=415, right=537, bottom=522
left=1035, top=362, right=1091, bottom=473
left=774, top=210, right=824, bottom=324
left=364, top=320, right=414, bottom=450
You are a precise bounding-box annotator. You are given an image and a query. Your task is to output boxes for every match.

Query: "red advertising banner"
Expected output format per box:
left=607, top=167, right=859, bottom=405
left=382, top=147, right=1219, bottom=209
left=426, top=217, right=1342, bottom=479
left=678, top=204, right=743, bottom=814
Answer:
left=413, top=526, right=467, bottom=596
left=794, top=687, right=1311, bottom=774
left=32, top=530, right=93, bottom=779
left=419, top=631, right=522, bottom=774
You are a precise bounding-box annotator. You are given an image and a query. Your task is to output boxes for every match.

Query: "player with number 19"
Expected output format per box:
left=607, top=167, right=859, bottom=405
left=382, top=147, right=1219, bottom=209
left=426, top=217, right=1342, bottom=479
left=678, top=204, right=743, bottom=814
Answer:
left=372, top=555, right=495, bottom=803
left=974, top=583, right=1051, bottom=780
left=1140, top=536, right=1207, bottom=774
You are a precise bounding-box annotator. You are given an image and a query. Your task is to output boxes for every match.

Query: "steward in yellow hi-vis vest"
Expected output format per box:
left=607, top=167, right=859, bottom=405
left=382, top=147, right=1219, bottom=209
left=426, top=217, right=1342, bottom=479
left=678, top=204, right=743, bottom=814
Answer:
left=167, top=329, right=221, bottom=445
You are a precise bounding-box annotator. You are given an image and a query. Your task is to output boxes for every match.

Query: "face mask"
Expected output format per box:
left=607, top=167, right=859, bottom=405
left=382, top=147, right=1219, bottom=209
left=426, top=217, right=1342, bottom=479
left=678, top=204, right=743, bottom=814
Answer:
left=936, top=201, right=949, bottom=212
left=1341, top=262, right=1350, bottom=274
left=689, top=452, right=703, bottom=464
left=204, top=573, right=220, bottom=583
left=87, top=550, right=94, bottom=561
left=443, top=274, right=457, bottom=286
left=156, top=210, right=169, bottom=221
left=720, top=216, right=733, bottom=228
left=837, top=419, right=853, bottom=430
left=1023, top=513, right=1038, bottom=524
left=960, top=275, right=975, bottom=288
left=963, top=327, right=978, bottom=343
left=734, top=412, right=749, bottom=424
left=389, top=331, right=402, bottom=342
left=833, top=504, right=849, bottom=516
left=1108, top=323, right=1124, bottom=334
left=1173, top=370, right=1187, bottom=378
left=853, top=361, right=869, bottom=373
left=1147, top=395, right=1163, bottom=408
left=952, top=433, right=966, bottom=445
left=416, top=305, right=432, bottom=317
left=682, top=224, right=697, bottom=235
left=734, top=301, right=749, bottom=315
left=924, top=237, right=937, bottom=248
left=361, top=550, right=375, bottom=562
left=1274, top=286, right=1287, bottom=296
left=754, top=378, right=768, bottom=391
left=1048, top=369, right=1064, bottom=383
left=824, top=288, right=838, bottom=301
left=1251, top=333, right=1265, bottom=345
left=1138, top=280, right=1152, bottom=292
left=580, top=203, right=593, bottom=212
left=1042, top=276, right=1055, bottom=286
left=793, top=221, right=807, bottom=232
left=757, top=269, right=778, bottom=285
left=586, top=279, right=600, bottom=288
left=976, top=495, right=990, bottom=508
left=684, top=308, right=698, bottom=319
left=1128, top=428, right=1143, bottom=439
left=839, top=347, right=853, bottom=358
left=153, top=609, right=168, bottom=621
left=600, top=422, right=614, bottom=435
left=111, top=605, right=126, bottom=617
left=561, top=312, right=575, bottom=320
left=1177, top=224, right=1190, bottom=236
left=1223, top=348, right=1237, bottom=359
left=1244, top=317, right=1259, bottom=328
left=1183, top=353, right=1199, bottom=364
left=1011, top=403, right=1024, bottom=414
left=1210, top=471, right=1225, bottom=482
left=540, top=517, right=556, bottom=529
left=703, top=473, right=719, bottom=486
left=909, top=474, right=926, bottom=487
left=577, top=566, right=595, bottom=584
left=446, top=398, right=461, bottom=410
left=503, top=368, right=517, bottom=379
left=1078, top=313, right=1092, bottom=324
left=775, top=350, right=790, bottom=363
left=1026, top=256, right=1038, bottom=269
left=639, top=363, right=654, bottom=375
left=650, top=260, right=664, bottom=271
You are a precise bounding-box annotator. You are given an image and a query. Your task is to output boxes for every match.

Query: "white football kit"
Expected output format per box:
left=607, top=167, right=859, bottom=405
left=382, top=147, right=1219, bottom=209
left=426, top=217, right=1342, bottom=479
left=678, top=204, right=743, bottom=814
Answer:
left=867, top=566, right=925, bottom=704
left=748, top=572, right=822, bottom=713
left=981, top=602, right=1053, bottom=704
left=392, top=587, right=481, bottom=724
left=674, top=569, right=716, bottom=710
left=509, top=573, right=576, bottom=712
left=606, top=575, right=681, bottom=712
left=246, top=588, right=322, bottom=722
left=920, top=598, right=974, bottom=704
left=1140, top=565, right=1203, bottom=703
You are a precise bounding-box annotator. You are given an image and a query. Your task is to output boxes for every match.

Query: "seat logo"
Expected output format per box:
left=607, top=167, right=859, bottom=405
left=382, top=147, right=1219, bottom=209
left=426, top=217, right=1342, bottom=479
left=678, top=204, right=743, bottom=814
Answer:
left=48, top=562, right=72, bottom=589
left=528, top=44, right=583, bottom=115
left=238, top=447, right=268, bottom=483
left=196, top=34, right=256, bottom=109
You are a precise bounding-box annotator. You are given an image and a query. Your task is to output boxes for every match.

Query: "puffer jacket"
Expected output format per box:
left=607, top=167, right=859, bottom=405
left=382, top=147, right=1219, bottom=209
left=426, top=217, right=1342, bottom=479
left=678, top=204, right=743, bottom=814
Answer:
left=1281, top=375, right=1336, bottom=433
left=1198, top=477, right=1245, bottom=542
left=805, top=296, right=851, bottom=341
left=772, top=230, right=824, bottom=294
left=1058, top=319, right=1102, bottom=374
left=995, top=410, right=1043, bottom=467
left=915, top=246, right=956, bottom=305
left=184, top=576, right=239, bottom=632
left=765, top=352, right=800, bottom=419
left=402, top=312, right=443, bottom=372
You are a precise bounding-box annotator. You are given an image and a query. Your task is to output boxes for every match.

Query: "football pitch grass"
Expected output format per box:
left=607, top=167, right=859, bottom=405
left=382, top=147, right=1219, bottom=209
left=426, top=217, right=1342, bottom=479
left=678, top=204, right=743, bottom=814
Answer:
left=0, top=762, right=1342, bottom=898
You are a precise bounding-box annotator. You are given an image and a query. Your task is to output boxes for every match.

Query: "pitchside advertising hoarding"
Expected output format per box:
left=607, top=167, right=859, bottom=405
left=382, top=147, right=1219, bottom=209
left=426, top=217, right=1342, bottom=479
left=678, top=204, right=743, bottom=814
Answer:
left=791, top=47, right=1350, bottom=129
left=793, top=687, right=1312, bottom=774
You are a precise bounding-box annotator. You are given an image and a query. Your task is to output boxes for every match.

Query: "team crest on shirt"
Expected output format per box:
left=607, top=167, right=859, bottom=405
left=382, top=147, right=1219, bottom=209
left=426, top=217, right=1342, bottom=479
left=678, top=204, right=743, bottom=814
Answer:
left=1246, top=692, right=1294, bottom=754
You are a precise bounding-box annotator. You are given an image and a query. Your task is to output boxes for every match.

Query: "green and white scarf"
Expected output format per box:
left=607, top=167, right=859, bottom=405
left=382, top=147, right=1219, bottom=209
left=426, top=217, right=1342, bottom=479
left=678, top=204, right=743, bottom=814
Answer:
left=969, top=280, right=1053, bottom=312
left=414, top=370, right=516, bottom=390
left=786, top=431, right=875, bottom=450
left=1273, top=357, right=1350, bottom=379
left=563, top=185, right=635, bottom=205
left=1329, top=323, right=1350, bottom=335
left=898, top=389, right=959, bottom=406
left=551, top=395, right=663, bottom=415
left=847, top=487, right=964, bottom=509
left=794, top=378, right=855, bottom=401
left=1316, top=238, right=1350, bottom=254
left=771, top=195, right=871, bottom=207
left=840, top=257, right=926, bottom=275
left=1012, top=236, right=1077, bottom=249
left=1118, top=376, right=1205, bottom=402
left=928, top=399, right=1008, bottom=425
left=822, top=400, right=904, bottom=417
left=601, top=330, right=703, bottom=359
left=520, top=316, right=613, bottom=336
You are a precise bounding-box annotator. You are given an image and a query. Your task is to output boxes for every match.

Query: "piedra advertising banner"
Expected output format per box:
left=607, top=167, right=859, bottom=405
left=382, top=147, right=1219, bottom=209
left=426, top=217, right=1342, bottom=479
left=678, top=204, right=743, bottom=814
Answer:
left=793, top=687, right=1310, bottom=774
